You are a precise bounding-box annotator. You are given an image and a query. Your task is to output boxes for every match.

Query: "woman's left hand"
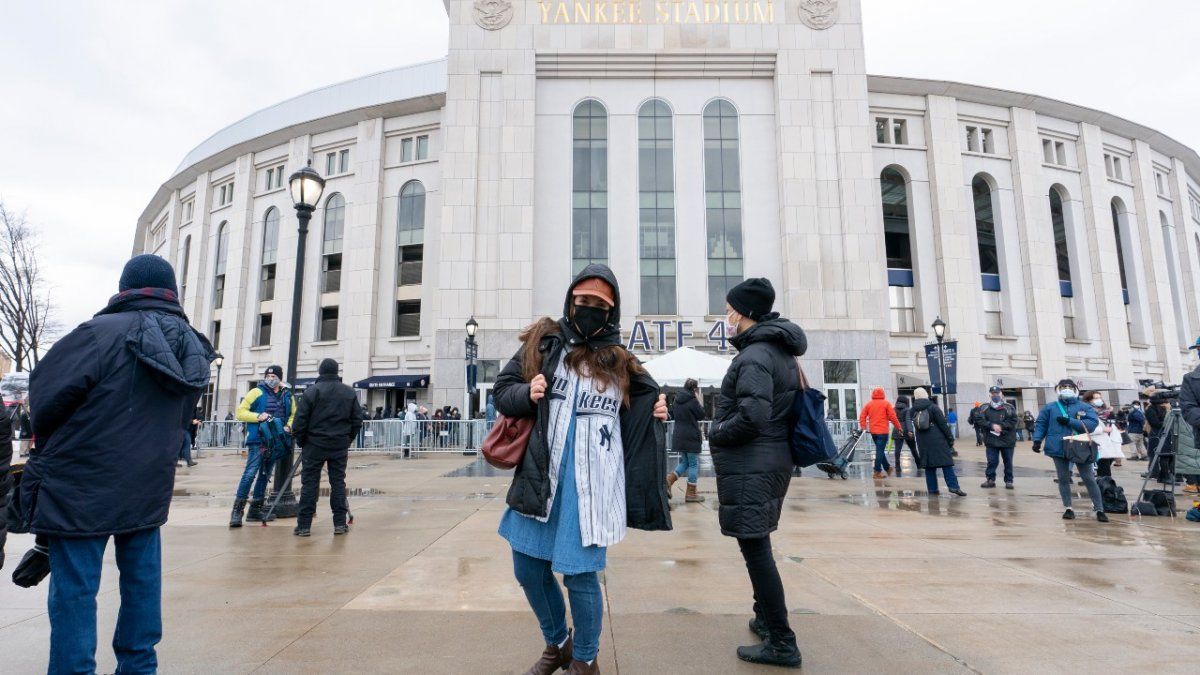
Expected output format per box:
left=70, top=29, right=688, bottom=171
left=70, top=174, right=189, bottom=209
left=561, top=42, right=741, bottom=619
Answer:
left=653, top=394, right=668, bottom=421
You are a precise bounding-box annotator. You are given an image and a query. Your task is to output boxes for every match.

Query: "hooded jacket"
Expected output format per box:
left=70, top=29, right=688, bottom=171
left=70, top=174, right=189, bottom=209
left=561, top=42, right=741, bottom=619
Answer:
left=858, top=388, right=902, bottom=436
left=906, top=398, right=956, bottom=469
left=708, top=314, right=807, bottom=539
left=292, top=359, right=364, bottom=455
left=670, top=388, right=705, bottom=454
left=21, top=290, right=214, bottom=537
left=892, top=396, right=910, bottom=440
left=1032, top=398, right=1098, bottom=459
left=493, top=264, right=671, bottom=539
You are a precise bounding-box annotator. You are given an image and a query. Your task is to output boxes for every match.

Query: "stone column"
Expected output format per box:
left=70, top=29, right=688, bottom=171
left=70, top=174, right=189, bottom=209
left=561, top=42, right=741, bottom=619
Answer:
left=1168, top=157, right=1199, bottom=345
left=340, top=118, right=386, bottom=386
left=1131, top=139, right=1183, bottom=376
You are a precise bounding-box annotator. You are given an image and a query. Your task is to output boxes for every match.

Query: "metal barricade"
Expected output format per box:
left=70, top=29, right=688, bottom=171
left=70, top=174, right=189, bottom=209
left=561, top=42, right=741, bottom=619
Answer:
left=194, top=421, right=247, bottom=452
left=355, top=419, right=487, bottom=455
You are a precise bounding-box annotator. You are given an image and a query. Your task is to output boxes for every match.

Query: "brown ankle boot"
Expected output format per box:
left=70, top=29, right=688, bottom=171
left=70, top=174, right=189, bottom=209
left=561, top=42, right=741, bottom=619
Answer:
left=567, top=657, right=599, bottom=674
left=524, top=632, right=573, bottom=675
left=685, top=483, right=705, bottom=503
left=665, top=471, right=679, bottom=493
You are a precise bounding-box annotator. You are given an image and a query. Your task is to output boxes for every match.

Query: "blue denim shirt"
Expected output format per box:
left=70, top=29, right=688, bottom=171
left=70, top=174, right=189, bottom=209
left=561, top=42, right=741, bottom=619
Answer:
left=1032, top=398, right=1098, bottom=458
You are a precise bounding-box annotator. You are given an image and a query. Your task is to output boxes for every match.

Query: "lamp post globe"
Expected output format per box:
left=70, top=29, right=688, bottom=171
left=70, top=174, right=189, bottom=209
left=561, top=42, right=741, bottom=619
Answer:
left=212, top=353, right=225, bottom=421
left=466, top=316, right=479, bottom=340
left=932, top=316, right=946, bottom=342
left=288, top=161, right=326, bottom=213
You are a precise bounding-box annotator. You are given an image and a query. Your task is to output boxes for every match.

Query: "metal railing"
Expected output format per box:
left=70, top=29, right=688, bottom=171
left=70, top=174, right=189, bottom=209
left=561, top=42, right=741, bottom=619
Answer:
left=193, top=417, right=866, bottom=457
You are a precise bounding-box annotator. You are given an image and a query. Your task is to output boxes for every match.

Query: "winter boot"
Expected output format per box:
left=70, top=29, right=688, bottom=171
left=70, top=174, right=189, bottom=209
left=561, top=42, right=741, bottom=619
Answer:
left=246, top=500, right=276, bottom=523
left=229, top=498, right=247, bottom=528
left=524, top=630, right=573, bottom=675
left=685, top=483, right=706, bottom=503
left=566, top=657, right=600, bottom=674
left=748, top=617, right=769, bottom=641
left=737, top=635, right=802, bottom=668
left=665, top=471, right=679, bottom=493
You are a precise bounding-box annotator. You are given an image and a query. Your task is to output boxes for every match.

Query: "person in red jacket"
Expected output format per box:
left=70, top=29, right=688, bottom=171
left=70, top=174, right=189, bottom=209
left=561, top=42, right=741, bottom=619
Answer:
left=859, top=388, right=903, bottom=479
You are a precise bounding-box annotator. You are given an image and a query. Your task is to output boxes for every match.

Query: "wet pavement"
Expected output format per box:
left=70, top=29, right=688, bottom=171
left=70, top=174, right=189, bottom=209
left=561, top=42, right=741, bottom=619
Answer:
left=2, top=441, right=1198, bottom=673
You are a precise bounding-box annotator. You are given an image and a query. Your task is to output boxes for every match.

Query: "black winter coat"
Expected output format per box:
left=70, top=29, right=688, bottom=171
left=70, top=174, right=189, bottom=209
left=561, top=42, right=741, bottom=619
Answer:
left=906, top=399, right=955, bottom=469
left=493, top=264, right=671, bottom=533
left=892, top=398, right=910, bottom=440
left=671, top=389, right=705, bottom=454
left=1179, top=366, right=1200, bottom=437
left=979, top=403, right=1018, bottom=448
left=1146, top=402, right=1168, bottom=435
left=709, top=315, right=807, bottom=539
left=22, top=292, right=214, bottom=537
left=293, top=374, right=364, bottom=455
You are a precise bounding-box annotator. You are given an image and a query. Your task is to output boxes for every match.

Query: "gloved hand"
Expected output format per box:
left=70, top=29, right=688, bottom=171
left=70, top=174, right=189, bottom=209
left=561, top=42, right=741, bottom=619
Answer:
left=1056, top=416, right=1071, bottom=426
left=1032, top=441, right=1042, bottom=453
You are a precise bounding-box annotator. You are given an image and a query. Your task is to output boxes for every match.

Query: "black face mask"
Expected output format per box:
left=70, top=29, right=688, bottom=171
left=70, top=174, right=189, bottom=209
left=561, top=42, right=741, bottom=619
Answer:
left=571, top=305, right=609, bottom=338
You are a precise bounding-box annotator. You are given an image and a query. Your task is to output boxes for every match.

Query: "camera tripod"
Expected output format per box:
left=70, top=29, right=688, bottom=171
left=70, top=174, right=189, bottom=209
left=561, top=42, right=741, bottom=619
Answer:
left=1133, top=408, right=1181, bottom=517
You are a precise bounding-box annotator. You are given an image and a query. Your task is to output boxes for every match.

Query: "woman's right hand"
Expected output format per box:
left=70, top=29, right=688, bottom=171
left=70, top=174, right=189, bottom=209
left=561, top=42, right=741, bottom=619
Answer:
left=529, top=374, right=547, bottom=403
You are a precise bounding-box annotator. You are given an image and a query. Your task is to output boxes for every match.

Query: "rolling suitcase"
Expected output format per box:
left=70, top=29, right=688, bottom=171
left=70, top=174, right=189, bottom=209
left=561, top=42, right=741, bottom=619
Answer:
left=816, top=428, right=865, bottom=480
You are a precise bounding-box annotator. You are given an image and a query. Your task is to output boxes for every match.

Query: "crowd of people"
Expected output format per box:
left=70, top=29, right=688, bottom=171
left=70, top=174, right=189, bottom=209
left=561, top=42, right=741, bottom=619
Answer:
left=4, top=253, right=1200, bottom=673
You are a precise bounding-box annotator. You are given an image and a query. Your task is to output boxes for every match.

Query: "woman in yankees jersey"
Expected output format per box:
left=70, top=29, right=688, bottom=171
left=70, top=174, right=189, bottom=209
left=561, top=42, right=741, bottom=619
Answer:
left=494, top=264, right=671, bottom=675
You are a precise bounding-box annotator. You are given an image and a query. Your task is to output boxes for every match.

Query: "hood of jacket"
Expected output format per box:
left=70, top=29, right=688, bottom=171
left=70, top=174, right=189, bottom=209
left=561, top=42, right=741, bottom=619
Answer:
left=557, top=263, right=623, bottom=351
left=729, top=314, right=807, bottom=356
left=871, top=387, right=885, bottom=400
left=99, top=291, right=215, bottom=394
left=675, top=389, right=695, bottom=406
left=910, top=398, right=936, bottom=413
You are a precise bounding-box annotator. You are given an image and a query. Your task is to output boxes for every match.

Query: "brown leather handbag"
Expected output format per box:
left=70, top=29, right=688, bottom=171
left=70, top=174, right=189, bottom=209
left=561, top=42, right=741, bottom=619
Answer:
left=482, top=414, right=534, bottom=470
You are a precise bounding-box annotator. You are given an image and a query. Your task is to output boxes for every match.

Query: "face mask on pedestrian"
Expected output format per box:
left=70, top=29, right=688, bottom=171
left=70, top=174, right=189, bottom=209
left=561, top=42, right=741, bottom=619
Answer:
left=990, top=395, right=1003, bottom=407
left=1090, top=397, right=1104, bottom=408
left=571, top=304, right=609, bottom=338
left=725, top=310, right=742, bottom=336
left=1058, top=388, right=1078, bottom=402
left=264, top=376, right=280, bottom=389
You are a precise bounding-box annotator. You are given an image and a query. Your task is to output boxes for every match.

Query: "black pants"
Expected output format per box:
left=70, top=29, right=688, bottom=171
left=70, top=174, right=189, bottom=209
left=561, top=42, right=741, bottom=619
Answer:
left=892, top=436, right=920, bottom=474
left=297, top=450, right=348, bottom=529
left=1097, top=458, right=1116, bottom=478
left=737, top=535, right=794, bottom=642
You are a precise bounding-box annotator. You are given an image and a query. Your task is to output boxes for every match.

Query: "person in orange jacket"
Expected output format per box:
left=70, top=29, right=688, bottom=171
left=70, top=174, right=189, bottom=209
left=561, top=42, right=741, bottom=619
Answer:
left=859, top=387, right=903, bottom=479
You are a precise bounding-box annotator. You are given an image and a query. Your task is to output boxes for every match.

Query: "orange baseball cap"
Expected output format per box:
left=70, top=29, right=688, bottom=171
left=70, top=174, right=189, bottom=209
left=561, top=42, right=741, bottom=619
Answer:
left=572, top=277, right=615, bottom=306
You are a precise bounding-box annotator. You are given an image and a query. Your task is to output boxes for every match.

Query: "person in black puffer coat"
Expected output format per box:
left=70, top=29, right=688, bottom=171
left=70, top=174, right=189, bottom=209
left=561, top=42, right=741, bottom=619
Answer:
left=709, top=278, right=806, bottom=669
left=891, top=395, right=919, bottom=477
left=905, top=388, right=965, bottom=496
left=666, top=378, right=706, bottom=503
left=291, top=358, right=364, bottom=536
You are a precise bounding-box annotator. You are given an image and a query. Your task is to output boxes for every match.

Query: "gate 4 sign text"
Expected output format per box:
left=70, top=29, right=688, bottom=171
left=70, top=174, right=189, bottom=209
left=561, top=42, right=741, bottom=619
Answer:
left=625, top=319, right=731, bottom=352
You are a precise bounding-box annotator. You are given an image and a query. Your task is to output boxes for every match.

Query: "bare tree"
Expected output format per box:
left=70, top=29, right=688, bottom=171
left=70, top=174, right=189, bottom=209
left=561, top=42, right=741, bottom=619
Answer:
left=0, top=201, right=57, bottom=371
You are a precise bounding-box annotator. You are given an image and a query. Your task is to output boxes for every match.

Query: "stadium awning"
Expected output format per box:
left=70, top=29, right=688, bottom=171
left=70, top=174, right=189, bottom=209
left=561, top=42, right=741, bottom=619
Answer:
left=353, top=374, right=430, bottom=390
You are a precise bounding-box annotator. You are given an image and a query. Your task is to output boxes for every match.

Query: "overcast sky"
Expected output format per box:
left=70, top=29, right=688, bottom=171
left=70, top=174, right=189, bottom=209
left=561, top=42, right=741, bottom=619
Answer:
left=1, top=0, right=1197, bottom=337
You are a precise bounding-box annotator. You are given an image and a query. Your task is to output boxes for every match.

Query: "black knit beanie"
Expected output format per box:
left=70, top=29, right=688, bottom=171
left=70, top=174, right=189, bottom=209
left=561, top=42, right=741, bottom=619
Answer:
left=726, top=278, right=775, bottom=320
left=119, top=254, right=178, bottom=294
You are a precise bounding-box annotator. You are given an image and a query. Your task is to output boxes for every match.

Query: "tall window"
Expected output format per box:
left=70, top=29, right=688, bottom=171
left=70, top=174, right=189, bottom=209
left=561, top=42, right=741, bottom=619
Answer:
left=572, top=100, right=608, bottom=274
left=213, top=222, right=228, bottom=309
left=823, top=360, right=859, bottom=421
left=322, top=193, right=344, bottom=293
left=1049, top=188, right=1075, bottom=338
left=1161, top=211, right=1186, bottom=345
left=1111, top=200, right=1130, bottom=306
left=256, top=313, right=272, bottom=347
left=973, top=176, right=1001, bottom=334
left=319, top=307, right=338, bottom=341
left=395, top=300, right=420, bottom=337
left=179, top=235, right=191, bottom=303
left=397, top=181, right=425, bottom=288
left=704, top=100, right=743, bottom=314
left=881, top=167, right=915, bottom=333
left=260, top=207, right=279, bottom=301
left=638, top=99, right=676, bottom=315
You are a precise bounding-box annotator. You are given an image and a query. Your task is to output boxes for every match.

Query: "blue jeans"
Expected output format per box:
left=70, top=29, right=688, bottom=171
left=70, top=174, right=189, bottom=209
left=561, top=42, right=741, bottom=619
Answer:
left=985, top=445, right=1015, bottom=483
left=235, top=443, right=275, bottom=500
left=872, top=434, right=891, bottom=472
left=512, top=550, right=603, bottom=662
left=924, top=466, right=960, bottom=493
left=48, top=528, right=161, bottom=674
left=673, top=453, right=700, bottom=484
left=1052, top=457, right=1104, bottom=512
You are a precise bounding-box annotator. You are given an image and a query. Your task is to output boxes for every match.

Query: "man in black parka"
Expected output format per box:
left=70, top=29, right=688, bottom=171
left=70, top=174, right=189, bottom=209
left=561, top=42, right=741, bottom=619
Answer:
left=291, top=358, right=364, bottom=536
left=22, top=255, right=214, bottom=673
left=709, top=277, right=806, bottom=669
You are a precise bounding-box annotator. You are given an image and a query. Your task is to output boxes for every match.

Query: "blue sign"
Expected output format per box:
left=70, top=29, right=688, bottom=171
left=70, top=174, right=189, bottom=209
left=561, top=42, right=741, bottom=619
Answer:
left=924, top=340, right=958, bottom=396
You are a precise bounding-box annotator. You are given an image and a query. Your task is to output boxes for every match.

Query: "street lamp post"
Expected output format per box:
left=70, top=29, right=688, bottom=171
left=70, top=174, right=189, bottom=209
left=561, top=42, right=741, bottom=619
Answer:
left=268, top=160, right=326, bottom=519
left=212, top=353, right=224, bottom=421
left=931, top=316, right=952, bottom=433
left=464, top=317, right=478, bottom=452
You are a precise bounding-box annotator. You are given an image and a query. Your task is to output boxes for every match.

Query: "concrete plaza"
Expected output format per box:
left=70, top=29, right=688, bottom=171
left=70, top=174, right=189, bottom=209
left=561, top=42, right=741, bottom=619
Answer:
left=3, top=443, right=1199, bottom=674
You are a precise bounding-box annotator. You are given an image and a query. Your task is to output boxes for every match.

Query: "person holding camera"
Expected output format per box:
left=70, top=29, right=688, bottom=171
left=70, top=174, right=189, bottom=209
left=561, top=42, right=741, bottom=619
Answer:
left=228, top=365, right=296, bottom=527
left=1031, top=379, right=1107, bottom=522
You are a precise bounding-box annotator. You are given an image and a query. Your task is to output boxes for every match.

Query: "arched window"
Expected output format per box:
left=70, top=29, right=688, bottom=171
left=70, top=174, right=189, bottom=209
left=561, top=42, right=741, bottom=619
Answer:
left=703, top=99, right=743, bottom=314
left=972, top=175, right=1002, bottom=334
left=572, top=100, right=608, bottom=274
left=397, top=181, right=425, bottom=289
left=322, top=193, right=344, bottom=293
left=1110, top=199, right=1130, bottom=305
left=638, top=99, right=676, bottom=315
left=1048, top=187, right=1076, bottom=338
left=1161, top=211, right=1186, bottom=345
left=213, top=222, right=228, bottom=309
left=260, top=207, right=279, bottom=301
left=880, top=167, right=915, bottom=333
left=179, top=235, right=191, bottom=303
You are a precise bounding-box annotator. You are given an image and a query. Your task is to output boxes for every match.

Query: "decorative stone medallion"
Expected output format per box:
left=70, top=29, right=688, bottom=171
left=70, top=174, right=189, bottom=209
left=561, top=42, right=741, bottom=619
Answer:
left=473, top=0, right=514, bottom=31
left=798, top=0, right=839, bottom=30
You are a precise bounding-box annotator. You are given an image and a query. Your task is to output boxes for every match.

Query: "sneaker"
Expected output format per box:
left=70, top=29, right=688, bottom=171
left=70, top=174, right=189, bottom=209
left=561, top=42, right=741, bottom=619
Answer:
left=1062, top=508, right=1075, bottom=520
left=1096, top=511, right=1109, bottom=523
left=333, top=525, right=349, bottom=535
left=1183, top=484, right=1200, bottom=494
left=1005, top=482, right=1014, bottom=490
left=737, top=638, right=802, bottom=669
left=980, top=480, right=996, bottom=488
left=949, top=488, right=967, bottom=497
left=293, top=527, right=311, bottom=537
left=186, top=461, right=198, bottom=467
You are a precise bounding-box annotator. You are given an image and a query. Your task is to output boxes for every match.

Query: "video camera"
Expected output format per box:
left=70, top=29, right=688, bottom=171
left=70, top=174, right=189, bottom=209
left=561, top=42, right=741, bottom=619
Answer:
left=1139, top=379, right=1181, bottom=405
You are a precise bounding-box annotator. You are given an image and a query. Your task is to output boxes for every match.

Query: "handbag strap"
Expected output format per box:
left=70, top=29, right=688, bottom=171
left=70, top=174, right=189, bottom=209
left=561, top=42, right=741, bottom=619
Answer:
left=793, top=360, right=810, bottom=391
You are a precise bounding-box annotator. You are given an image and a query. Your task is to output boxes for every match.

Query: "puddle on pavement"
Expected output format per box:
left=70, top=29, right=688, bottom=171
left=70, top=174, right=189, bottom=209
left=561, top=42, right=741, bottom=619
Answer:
left=319, top=487, right=386, bottom=497
left=442, top=460, right=513, bottom=478
left=172, top=489, right=212, bottom=497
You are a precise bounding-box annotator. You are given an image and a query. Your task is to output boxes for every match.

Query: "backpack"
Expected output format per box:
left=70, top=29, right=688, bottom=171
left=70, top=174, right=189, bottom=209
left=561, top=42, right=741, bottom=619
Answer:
left=789, top=363, right=838, bottom=468
left=1141, top=489, right=1175, bottom=516
left=913, top=408, right=933, bottom=432
left=1096, top=476, right=1128, bottom=514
